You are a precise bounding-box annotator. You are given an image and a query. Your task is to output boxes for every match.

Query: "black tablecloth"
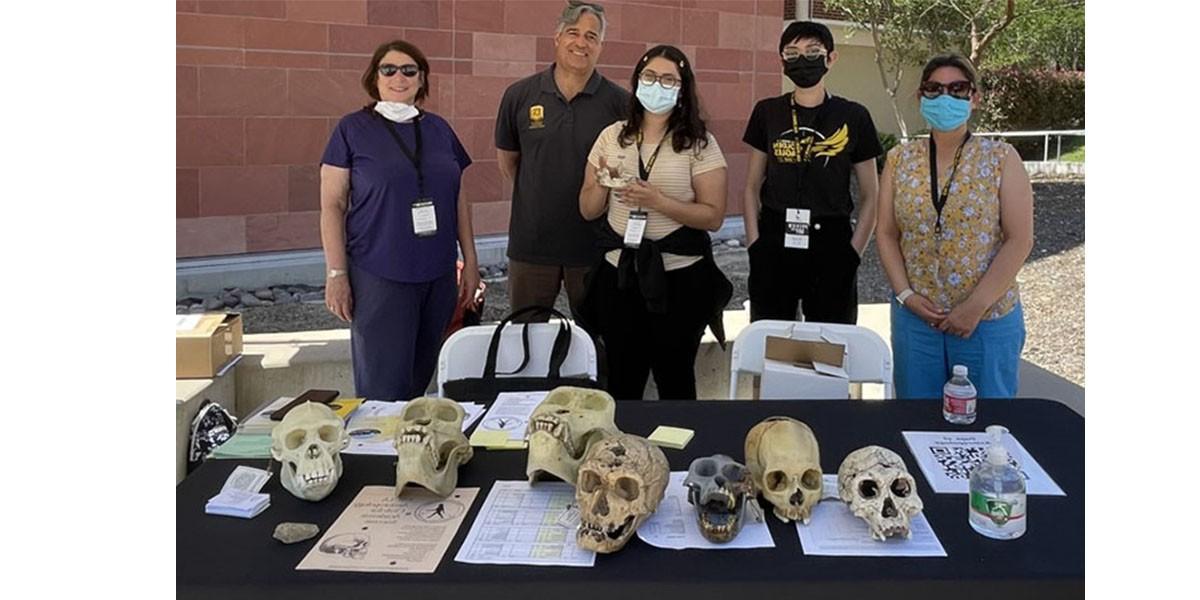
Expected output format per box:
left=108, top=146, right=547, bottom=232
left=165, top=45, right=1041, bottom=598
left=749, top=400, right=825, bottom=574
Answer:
left=177, top=399, right=1083, bottom=600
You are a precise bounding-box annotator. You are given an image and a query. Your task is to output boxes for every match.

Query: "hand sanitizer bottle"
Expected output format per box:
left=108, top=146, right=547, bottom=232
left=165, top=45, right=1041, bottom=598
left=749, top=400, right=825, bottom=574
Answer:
left=968, top=425, right=1027, bottom=539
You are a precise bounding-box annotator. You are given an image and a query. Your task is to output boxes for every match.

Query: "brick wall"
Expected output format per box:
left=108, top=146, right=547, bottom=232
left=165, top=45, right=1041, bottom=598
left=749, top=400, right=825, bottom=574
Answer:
left=177, top=0, right=786, bottom=258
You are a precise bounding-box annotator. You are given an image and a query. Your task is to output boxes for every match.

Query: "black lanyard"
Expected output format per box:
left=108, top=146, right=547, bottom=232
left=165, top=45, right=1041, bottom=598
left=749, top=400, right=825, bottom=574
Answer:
left=928, top=132, right=971, bottom=233
left=636, top=130, right=668, bottom=181
left=382, top=114, right=425, bottom=197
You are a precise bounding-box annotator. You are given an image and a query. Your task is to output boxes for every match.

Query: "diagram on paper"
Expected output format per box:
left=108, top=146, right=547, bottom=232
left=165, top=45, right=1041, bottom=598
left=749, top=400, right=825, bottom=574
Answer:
left=454, top=480, right=596, bottom=567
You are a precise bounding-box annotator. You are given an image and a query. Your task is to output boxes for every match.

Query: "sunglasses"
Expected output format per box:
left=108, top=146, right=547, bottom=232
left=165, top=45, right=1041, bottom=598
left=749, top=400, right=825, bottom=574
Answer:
left=920, top=80, right=974, bottom=100
left=379, top=63, right=420, bottom=78
left=781, top=47, right=826, bottom=63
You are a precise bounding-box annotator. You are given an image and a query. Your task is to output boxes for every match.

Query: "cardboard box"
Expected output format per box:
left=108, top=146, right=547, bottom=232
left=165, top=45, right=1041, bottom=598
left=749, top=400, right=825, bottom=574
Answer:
left=176, top=313, right=243, bottom=379
left=759, top=336, right=849, bottom=400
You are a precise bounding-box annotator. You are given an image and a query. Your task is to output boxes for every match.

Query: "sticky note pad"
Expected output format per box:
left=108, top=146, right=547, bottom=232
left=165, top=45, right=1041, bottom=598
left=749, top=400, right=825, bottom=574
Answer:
left=470, top=430, right=528, bottom=450
left=648, top=426, right=694, bottom=450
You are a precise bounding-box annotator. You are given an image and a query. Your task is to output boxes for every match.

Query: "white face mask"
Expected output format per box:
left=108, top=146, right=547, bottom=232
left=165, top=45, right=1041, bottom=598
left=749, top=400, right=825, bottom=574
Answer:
left=374, top=101, right=419, bottom=123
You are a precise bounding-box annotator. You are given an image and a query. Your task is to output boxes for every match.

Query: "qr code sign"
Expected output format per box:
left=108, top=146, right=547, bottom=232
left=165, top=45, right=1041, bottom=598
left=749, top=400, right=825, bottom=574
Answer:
left=928, top=445, right=1026, bottom=481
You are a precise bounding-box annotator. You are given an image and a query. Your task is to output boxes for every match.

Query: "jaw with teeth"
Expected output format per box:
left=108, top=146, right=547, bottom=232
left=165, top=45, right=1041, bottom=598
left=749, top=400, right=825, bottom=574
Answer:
left=524, top=387, right=620, bottom=485
left=394, top=397, right=473, bottom=498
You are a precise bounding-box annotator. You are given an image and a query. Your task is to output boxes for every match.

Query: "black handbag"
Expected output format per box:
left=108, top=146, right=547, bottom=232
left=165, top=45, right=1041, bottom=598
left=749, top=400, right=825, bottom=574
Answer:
left=441, top=305, right=599, bottom=403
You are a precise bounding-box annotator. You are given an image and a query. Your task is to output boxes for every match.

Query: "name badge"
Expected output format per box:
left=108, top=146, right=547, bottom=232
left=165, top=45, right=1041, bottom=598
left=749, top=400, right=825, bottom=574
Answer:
left=412, top=199, right=437, bottom=237
left=624, top=211, right=648, bottom=248
left=784, top=208, right=810, bottom=250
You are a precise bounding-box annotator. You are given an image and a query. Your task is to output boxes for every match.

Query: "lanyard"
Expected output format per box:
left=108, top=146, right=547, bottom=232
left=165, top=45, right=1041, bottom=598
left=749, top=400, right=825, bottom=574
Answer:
left=928, top=132, right=970, bottom=233
left=789, top=92, right=831, bottom=199
left=635, top=130, right=668, bottom=181
left=382, top=114, right=425, bottom=197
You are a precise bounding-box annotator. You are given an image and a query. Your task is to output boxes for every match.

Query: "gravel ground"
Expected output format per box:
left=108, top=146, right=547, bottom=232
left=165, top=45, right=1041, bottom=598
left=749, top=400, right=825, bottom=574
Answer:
left=236, top=181, right=1084, bottom=386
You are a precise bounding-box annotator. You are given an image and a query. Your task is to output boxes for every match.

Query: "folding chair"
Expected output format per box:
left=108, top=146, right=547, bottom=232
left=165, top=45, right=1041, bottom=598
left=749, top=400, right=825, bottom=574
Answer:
left=728, top=320, right=894, bottom=399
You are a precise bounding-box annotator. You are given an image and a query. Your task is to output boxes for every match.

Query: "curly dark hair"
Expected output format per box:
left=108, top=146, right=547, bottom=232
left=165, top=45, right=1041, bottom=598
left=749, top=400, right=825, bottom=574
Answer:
left=618, top=44, right=709, bottom=154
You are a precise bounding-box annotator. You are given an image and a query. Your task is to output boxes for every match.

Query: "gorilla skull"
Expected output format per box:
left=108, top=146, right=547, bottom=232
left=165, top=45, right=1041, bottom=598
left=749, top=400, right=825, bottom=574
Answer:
left=744, top=416, right=823, bottom=523
left=575, top=433, right=669, bottom=553
left=394, top=397, right=473, bottom=497
left=271, top=401, right=349, bottom=502
left=525, top=386, right=621, bottom=485
left=837, top=445, right=924, bottom=541
left=684, top=454, right=755, bottom=543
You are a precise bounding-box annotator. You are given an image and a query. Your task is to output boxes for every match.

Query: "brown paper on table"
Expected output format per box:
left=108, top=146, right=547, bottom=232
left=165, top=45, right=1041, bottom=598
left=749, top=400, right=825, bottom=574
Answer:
left=297, top=485, right=479, bottom=574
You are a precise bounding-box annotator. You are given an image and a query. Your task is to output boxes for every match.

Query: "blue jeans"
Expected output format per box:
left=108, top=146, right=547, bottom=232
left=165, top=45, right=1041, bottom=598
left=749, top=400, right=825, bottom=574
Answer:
left=891, top=299, right=1025, bottom=399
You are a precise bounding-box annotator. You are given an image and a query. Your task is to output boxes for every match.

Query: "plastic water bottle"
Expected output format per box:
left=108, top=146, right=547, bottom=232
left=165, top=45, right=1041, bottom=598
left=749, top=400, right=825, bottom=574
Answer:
left=968, top=425, right=1027, bottom=539
left=942, top=365, right=977, bottom=424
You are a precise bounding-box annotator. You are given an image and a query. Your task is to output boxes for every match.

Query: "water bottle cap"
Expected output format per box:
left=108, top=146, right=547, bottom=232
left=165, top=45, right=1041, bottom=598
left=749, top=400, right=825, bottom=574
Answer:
left=952, top=365, right=968, bottom=377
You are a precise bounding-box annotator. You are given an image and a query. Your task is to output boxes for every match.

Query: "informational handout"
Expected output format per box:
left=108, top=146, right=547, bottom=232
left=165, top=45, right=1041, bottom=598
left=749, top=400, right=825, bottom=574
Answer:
left=795, top=475, right=946, bottom=557
left=901, top=431, right=1065, bottom=495
left=297, top=485, right=478, bottom=574
left=469, top=391, right=548, bottom=447
left=454, top=480, right=596, bottom=567
left=637, top=471, right=774, bottom=550
left=344, top=400, right=485, bottom=456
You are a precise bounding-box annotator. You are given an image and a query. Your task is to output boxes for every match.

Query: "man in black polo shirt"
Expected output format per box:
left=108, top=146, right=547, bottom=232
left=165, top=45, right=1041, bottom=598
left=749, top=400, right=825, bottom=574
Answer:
left=742, top=21, right=882, bottom=325
left=495, top=1, right=629, bottom=319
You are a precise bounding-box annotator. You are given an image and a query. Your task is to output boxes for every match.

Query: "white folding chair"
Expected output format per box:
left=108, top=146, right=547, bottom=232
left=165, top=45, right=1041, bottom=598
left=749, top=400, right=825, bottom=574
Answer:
left=728, top=320, right=894, bottom=399
left=437, top=319, right=598, bottom=397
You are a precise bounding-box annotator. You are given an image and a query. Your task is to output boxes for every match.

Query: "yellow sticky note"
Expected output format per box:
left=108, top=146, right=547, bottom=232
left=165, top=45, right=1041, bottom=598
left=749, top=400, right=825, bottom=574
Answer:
left=470, top=429, right=527, bottom=449
left=648, top=426, right=694, bottom=450
left=330, top=398, right=364, bottom=421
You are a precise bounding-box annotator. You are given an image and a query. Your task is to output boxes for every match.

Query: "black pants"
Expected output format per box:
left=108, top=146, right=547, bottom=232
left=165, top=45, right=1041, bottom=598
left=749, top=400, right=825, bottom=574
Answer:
left=589, top=260, right=711, bottom=400
left=747, top=215, right=861, bottom=324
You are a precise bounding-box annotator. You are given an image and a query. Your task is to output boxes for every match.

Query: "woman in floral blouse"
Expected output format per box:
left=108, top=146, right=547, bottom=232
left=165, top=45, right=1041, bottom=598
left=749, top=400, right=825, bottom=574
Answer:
left=876, top=54, right=1034, bottom=398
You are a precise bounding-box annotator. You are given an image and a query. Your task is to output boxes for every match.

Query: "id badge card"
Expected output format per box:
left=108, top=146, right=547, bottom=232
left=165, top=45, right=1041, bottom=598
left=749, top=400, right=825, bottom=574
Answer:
left=624, top=210, right=648, bottom=248
left=784, top=208, right=811, bottom=249
left=412, top=199, right=437, bottom=237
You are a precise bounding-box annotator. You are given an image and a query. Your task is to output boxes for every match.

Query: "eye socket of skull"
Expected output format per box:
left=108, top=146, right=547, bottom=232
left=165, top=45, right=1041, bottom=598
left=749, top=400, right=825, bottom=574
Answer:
left=403, top=403, right=429, bottom=422
left=765, top=470, right=789, bottom=492
left=890, top=477, right=913, bottom=497
left=694, top=460, right=717, bottom=478
left=317, top=424, right=340, bottom=443
left=721, top=463, right=745, bottom=482
left=579, top=470, right=602, bottom=493
left=614, top=476, right=640, bottom=501
left=858, top=479, right=880, bottom=499
left=435, top=405, right=460, bottom=422
left=801, top=469, right=822, bottom=490
left=546, top=394, right=571, bottom=407
left=285, top=429, right=307, bottom=450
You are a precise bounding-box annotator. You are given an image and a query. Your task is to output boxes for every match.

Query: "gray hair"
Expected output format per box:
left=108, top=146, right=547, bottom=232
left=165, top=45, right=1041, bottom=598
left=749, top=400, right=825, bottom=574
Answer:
left=557, top=1, right=606, bottom=41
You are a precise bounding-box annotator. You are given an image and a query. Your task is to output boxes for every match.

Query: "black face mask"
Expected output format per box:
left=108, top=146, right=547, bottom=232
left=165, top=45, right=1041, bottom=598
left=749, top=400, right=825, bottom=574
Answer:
left=784, top=56, right=828, bottom=89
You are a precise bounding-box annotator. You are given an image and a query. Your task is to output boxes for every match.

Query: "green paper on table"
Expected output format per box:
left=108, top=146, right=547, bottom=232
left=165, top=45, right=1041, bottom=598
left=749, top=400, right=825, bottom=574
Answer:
left=210, top=433, right=273, bottom=459
left=648, top=426, right=694, bottom=450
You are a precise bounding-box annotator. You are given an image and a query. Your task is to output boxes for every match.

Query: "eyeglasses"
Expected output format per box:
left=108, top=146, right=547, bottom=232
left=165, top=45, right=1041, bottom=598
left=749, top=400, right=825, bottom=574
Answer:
left=919, top=80, right=974, bottom=100
left=638, top=70, right=681, bottom=90
left=781, top=47, right=827, bottom=63
left=379, top=63, right=420, bottom=78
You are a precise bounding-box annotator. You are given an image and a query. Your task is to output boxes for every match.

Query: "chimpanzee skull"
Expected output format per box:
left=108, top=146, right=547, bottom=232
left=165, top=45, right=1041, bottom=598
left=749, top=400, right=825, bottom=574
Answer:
left=744, top=416, right=823, bottom=523
left=575, top=433, right=668, bottom=553
left=837, top=446, right=924, bottom=541
left=394, top=397, right=473, bottom=497
left=526, top=386, right=621, bottom=485
left=270, top=401, right=349, bottom=501
left=684, top=454, right=755, bottom=543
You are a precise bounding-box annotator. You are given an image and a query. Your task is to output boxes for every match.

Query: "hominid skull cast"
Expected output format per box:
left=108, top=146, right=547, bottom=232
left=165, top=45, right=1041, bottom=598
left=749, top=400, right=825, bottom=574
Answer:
left=744, top=416, right=823, bottom=523
left=684, top=455, right=755, bottom=543
left=837, top=446, right=924, bottom=541
left=270, top=402, right=350, bottom=501
left=526, top=386, right=621, bottom=484
left=575, top=433, right=669, bottom=553
left=394, top=397, right=473, bottom=497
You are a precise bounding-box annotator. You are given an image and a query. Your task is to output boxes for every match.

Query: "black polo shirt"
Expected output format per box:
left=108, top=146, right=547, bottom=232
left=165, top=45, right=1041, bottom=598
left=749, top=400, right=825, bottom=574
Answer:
left=743, top=93, right=882, bottom=218
left=495, top=65, right=629, bottom=266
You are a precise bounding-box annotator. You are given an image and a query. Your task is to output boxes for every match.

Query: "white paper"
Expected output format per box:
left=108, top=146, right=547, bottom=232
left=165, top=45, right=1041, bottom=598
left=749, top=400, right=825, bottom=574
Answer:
left=454, top=480, right=596, bottom=567
left=901, top=431, right=1065, bottom=495
left=637, top=472, right=775, bottom=550
left=206, top=489, right=270, bottom=519
left=221, top=465, right=271, bottom=494
left=175, top=314, right=202, bottom=331
left=412, top=202, right=437, bottom=236
left=474, top=391, right=549, bottom=443
left=344, top=400, right=485, bottom=456
left=795, top=475, right=946, bottom=557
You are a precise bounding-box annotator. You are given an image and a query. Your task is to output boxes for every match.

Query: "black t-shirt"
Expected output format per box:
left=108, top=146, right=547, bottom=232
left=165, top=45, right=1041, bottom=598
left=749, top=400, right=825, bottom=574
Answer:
left=742, top=93, right=882, bottom=218
left=495, top=66, right=629, bottom=266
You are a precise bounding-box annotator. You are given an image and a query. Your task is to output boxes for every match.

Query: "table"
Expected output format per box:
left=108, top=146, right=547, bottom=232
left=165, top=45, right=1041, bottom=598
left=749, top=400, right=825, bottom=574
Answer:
left=177, top=399, right=1083, bottom=600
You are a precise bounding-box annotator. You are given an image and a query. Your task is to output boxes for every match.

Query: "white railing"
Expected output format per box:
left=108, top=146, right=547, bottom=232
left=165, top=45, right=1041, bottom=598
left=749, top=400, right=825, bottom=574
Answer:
left=903, top=129, right=1085, bottom=162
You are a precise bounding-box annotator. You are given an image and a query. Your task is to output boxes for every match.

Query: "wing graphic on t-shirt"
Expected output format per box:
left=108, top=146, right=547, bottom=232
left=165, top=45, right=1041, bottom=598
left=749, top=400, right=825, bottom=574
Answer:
left=806, top=124, right=849, bottom=160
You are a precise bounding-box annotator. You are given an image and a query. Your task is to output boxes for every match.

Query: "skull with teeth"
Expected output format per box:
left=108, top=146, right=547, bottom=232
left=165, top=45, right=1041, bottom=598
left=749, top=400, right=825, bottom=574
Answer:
left=744, top=416, right=823, bottom=524
left=575, top=433, right=669, bottom=553
left=525, top=386, right=621, bottom=485
left=837, top=445, right=924, bottom=541
left=270, top=401, right=349, bottom=502
left=394, top=397, right=473, bottom=497
left=684, top=455, right=755, bottom=543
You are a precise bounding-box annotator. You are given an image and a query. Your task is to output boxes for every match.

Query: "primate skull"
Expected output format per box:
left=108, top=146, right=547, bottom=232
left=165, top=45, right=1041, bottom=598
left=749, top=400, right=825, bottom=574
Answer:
left=394, top=397, right=473, bottom=497
left=575, top=433, right=669, bottom=553
left=271, top=401, right=349, bottom=501
left=744, top=416, right=823, bottom=523
left=684, top=454, right=755, bottom=543
left=837, top=446, right=924, bottom=541
left=526, top=386, right=621, bottom=484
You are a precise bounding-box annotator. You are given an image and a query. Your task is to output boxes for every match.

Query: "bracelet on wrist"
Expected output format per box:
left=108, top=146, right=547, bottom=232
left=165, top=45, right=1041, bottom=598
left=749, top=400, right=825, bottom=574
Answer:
left=896, top=288, right=915, bottom=304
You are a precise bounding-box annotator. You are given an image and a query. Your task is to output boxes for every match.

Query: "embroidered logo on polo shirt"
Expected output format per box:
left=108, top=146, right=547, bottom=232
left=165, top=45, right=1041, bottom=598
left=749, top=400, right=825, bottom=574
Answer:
left=529, top=105, right=545, bottom=129
left=772, top=124, right=849, bottom=166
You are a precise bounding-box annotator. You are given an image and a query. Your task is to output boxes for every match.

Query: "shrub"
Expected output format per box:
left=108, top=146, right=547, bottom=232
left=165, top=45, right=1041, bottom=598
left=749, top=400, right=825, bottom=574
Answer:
left=974, top=68, right=1084, bottom=160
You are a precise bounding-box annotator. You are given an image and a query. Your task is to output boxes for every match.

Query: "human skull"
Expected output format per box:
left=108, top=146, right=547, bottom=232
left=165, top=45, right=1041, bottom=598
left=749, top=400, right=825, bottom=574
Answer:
left=744, top=416, right=822, bottom=523
left=525, top=386, right=621, bottom=485
left=837, top=446, right=924, bottom=541
left=575, top=433, right=669, bottom=553
left=394, top=397, right=473, bottom=497
left=270, top=402, right=349, bottom=502
left=684, top=454, right=755, bottom=543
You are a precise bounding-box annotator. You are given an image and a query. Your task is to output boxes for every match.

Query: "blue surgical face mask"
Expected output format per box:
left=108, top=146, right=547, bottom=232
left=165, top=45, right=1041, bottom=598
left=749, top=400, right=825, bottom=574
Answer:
left=636, top=81, right=679, bottom=115
left=920, top=94, right=971, bottom=131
